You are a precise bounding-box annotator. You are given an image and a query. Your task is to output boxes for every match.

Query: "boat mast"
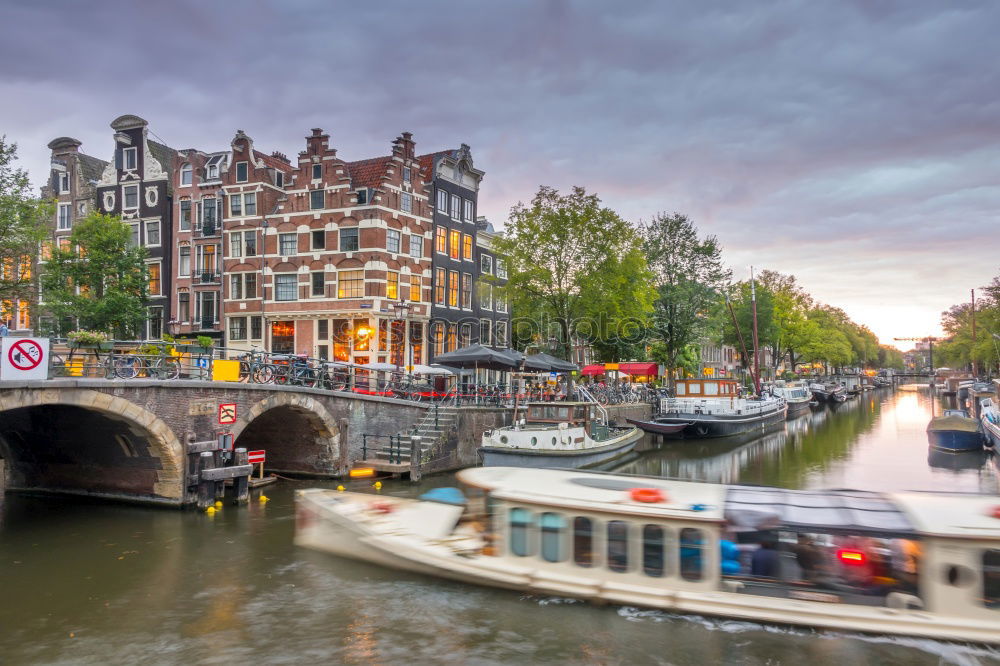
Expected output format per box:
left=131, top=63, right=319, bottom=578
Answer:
left=972, top=288, right=977, bottom=378
left=726, top=294, right=757, bottom=395
left=750, top=267, right=761, bottom=395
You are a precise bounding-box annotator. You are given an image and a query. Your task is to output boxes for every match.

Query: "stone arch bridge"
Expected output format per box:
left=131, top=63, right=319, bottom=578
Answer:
left=0, top=379, right=428, bottom=507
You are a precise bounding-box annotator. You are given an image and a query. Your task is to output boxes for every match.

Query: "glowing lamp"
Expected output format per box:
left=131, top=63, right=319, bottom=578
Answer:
left=837, top=549, right=867, bottom=565
left=349, top=467, right=376, bottom=479
left=355, top=326, right=373, bottom=339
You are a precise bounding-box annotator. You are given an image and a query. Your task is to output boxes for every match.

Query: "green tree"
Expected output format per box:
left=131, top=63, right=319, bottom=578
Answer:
left=641, top=212, right=730, bottom=384
left=40, top=212, right=149, bottom=338
left=495, top=186, right=654, bottom=360
left=0, top=137, right=52, bottom=324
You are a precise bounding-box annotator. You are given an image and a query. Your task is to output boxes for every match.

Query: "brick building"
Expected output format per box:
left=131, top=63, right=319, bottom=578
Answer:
left=222, top=129, right=433, bottom=366
left=35, top=137, right=108, bottom=335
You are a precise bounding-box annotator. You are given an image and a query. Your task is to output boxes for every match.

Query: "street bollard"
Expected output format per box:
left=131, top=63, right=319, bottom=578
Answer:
left=409, top=435, right=422, bottom=482
left=234, top=448, right=249, bottom=503
left=197, top=451, right=214, bottom=509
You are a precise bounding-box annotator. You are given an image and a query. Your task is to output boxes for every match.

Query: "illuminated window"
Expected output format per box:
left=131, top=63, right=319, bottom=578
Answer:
left=435, top=226, right=446, bottom=254
left=387, top=272, right=399, bottom=300
left=338, top=270, right=364, bottom=298
left=147, top=263, right=161, bottom=295
left=462, top=233, right=472, bottom=260
left=461, top=273, right=472, bottom=309
left=409, top=275, right=421, bottom=302
left=448, top=271, right=459, bottom=307
left=434, top=268, right=445, bottom=305
left=449, top=230, right=460, bottom=259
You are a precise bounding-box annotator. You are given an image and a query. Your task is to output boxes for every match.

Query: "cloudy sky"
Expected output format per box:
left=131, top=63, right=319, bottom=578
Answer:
left=2, top=0, right=998, bottom=348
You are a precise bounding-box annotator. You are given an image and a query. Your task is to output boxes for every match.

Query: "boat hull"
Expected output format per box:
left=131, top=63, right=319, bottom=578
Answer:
left=625, top=418, right=688, bottom=435
left=926, top=429, right=983, bottom=452
left=481, top=428, right=641, bottom=468
left=784, top=399, right=812, bottom=418
left=656, top=405, right=787, bottom=438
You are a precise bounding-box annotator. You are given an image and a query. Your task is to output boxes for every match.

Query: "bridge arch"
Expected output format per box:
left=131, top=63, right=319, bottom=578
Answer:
left=0, top=388, right=185, bottom=503
left=232, top=393, right=343, bottom=476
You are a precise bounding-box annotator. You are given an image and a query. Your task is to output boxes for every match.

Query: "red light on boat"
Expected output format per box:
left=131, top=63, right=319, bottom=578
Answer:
left=837, top=549, right=867, bottom=565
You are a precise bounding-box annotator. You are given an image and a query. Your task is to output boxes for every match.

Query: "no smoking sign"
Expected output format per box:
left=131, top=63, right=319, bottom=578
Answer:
left=0, top=337, right=49, bottom=380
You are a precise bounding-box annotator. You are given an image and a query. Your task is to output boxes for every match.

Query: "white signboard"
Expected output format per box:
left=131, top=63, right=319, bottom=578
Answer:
left=0, top=337, right=49, bottom=380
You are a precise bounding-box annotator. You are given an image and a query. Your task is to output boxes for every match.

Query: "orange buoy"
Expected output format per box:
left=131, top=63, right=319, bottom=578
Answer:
left=630, top=487, right=667, bottom=503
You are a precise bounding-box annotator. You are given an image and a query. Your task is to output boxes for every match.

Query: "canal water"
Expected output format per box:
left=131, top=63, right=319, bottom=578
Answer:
left=1, top=388, right=998, bottom=665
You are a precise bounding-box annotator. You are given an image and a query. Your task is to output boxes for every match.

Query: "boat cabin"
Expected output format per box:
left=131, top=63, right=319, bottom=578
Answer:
left=522, top=402, right=599, bottom=427
left=674, top=378, right=740, bottom=397
left=456, top=467, right=1000, bottom=625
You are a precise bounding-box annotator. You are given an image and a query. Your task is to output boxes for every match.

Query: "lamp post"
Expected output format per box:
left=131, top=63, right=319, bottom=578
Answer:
left=392, top=299, right=412, bottom=373
left=260, top=218, right=269, bottom=352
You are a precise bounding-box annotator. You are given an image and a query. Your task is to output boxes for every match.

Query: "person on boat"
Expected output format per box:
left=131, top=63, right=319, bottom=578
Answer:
left=750, top=539, right=780, bottom=578
left=792, top=534, right=823, bottom=581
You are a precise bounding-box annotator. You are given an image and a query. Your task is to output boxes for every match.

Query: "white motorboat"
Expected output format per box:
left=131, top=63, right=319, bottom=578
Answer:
left=770, top=380, right=813, bottom=418
left=295, top=467, right=1000, bottom=644
left=480, top=401, right=641, bottom=468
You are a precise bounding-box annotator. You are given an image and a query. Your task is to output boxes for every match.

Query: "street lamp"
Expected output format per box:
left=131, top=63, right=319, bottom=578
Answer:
left=392, top=298, right=412, bottom=373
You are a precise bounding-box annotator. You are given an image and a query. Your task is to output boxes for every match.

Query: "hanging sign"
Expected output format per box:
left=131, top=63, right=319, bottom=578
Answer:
left=1, top=337, right=49, bottom=380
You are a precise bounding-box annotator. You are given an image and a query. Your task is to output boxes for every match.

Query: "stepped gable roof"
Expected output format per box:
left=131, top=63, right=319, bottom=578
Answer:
left=78, top=153, right=109, bottom=184
left=346, top=155, right=392, bottom=189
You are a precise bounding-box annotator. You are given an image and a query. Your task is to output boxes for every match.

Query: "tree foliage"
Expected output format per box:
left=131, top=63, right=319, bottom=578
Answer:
left=0, top=137, right=51, bottom=320
left=494, top=186, right=654, bottom=359
left=641, top=213, right=730, bottom=381
left=936, top=274, right=1000, bottom=374
left=40, top=212, right=149, bottom=338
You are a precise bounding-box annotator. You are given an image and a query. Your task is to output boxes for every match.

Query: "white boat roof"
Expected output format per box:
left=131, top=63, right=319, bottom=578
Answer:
left=457, top=467, right=1000, bottom=540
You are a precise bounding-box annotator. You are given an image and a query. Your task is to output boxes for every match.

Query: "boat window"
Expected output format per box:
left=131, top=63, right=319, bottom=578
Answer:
left=680, top=528, right=704, bottom=581
left=509, top=508, right=533, bottom=557
left=985, top=550, right=1000, bottom=609
left=704, top=382, right=719, bottom=396
left=676, top=384, right=686, bottom=396
left=689, top=383, right=701, bottom=394
left=540, top=513, right=565, bottom=563
left=643, top=525, right=668, bottom=577
left=573, top=517, right=595, bottom=567
left=607, top=521, right=629, bottom=573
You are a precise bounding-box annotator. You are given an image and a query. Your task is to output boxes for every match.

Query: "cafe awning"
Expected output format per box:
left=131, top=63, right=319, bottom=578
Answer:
left=581, top=364, right=605, bottom=376
left=619, top=362, right=658, bottom=377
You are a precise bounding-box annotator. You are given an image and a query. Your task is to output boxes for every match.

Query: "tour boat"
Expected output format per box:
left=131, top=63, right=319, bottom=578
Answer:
left=926, top=409, right=984, bottom=452
left=979, top=398, right=1000, bottom=449
left=654, top=378, right=787, bottom=438
left=480, top=402, right=642, bottom=468
left=295, top=467, right=1000, bottom=644
left=770, top=380, right=813, bottom=418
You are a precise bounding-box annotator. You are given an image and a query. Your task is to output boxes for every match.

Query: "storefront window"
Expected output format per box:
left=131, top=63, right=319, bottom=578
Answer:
left=271, top=320, right=295, bottom=354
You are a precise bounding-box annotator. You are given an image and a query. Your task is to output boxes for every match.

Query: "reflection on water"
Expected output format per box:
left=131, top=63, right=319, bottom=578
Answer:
left=0, top=387, right=998, bottom=665
left=611, top=388, right=999, bottom=495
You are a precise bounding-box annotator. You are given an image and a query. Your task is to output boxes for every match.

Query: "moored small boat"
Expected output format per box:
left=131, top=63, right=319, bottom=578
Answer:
left=481, top=402, right=641, bottom=468
left=926, top=409, right=983, bottom=452
left=625, top=418, right=688, bottom=435
left=770, top=380, right=813, bottom=418
left=655, top=378, right=787, bottom=438
left=979, top=398, right=1000, bottom=449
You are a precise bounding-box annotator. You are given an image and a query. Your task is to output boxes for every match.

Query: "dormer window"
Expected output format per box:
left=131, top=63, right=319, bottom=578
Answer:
left=274, top=171, right=284, bottom=188
left=356, top=188, right=369, bottom=205
left=235, top=161, right=248, bottom=183
left=402, top=166, right=411, bottom=184
left=312, top=163, right=322, bottom=181
left=207, top=164, right=218, bottom=180
left=123, top=147, right=137, bottom=171
left=180, top=163, right=192, bottom=186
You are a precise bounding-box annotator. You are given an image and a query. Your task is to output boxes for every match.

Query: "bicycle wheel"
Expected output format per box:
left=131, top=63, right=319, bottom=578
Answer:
left=114, top=355, right=141, bottom=379
left=156, top=357, right=181, bottom=380
left=256, top=364, right=277, bottom=384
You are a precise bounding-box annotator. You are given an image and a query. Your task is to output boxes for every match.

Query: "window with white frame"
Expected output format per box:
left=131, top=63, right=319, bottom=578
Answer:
left=356, top=188, right=369, bottom=205
left=437, top=189, right=448, bottom=213
left=235, top=161, right=248, bottom=182
left=123, top=184, right=139, bottom=210
left=340, top=228, right=359, bottom=252
left=196, top=292, right=217, bottom=325
left=463, top=199, right=473, bottom=222
left=497, top=259, right=508, bottom=279
left=311, top=229, right=325, bottom=250
left=129, top=222, right=140, bottom=247
left=278, top=233, right=297, bottom=256
left=311, top=271, right=325, bottom=297
left=403, top=166, right=411, bottom=183
left=145, top=220, right=160, bottom=246
left=450, top=194, right=460, bottom=220
left=230, top=273, right=243, bottom=301
left=310, top=189, right=324, bottom=210
left=180, top=163, right=192, bottom=186
left=480, top=319, right=491, bottom=345
left=409, top=234, right=423, bottom=257
left=275, top=274, right=297, bottom=301
left=229, top=192, right=256, bottom=217
left=147, top=262, right=162, bottom=295
left=387, top=229, right=401, bottom=254
left=274, top=171, right=284, bottom=188
left=230, top=230, right=256, bottom=257
left=312, top=163, right=322, bottom=181
left=178, top=292, right=190, bottom=322
left=400, top=192, right=412, bottom=213
left=178, top=246, right=191, bottom=276
left=206, top=161, right=219, bottom=180
left=495, top=320, right=507, bottom=346
left=229, top=316, right=247, bottom=340
left=196, top=244, right=217, bottom=276
left=58, top=171, right=70, bottom=193
left=57, top=203, right=71, bottom=230
left=481, top=254, right=493, bottom=274
left=480, top=281, right=493, bottom=310
left=496, top=294, right=508, bottom=313
left=123, top=147, right=137, bottom=171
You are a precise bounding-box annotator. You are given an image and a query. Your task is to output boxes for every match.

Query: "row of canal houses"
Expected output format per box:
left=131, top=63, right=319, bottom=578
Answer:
left=40, top=114, right=510, bottom=366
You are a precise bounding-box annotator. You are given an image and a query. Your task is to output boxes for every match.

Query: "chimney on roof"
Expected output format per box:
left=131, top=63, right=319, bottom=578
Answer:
left=270, top=151, right=290, bottom=164
left=394, top=132, right=415, bottom=160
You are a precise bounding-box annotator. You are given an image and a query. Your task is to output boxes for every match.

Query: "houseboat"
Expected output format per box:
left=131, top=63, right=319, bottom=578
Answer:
left=295, top=466, right=1000, bottom=644
left=770, top=380, right=813, bottom=418
left=654, top=378, right=786, bottom=438
left=810, top=382, right=847, bottom=403
left=979, top=397, right=1000, bottom=449
left=480, top=402, right=642, bottom=468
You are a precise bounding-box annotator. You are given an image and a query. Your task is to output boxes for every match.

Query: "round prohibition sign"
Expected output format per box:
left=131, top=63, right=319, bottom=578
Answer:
left=8, top=339, right=43, bottom=371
